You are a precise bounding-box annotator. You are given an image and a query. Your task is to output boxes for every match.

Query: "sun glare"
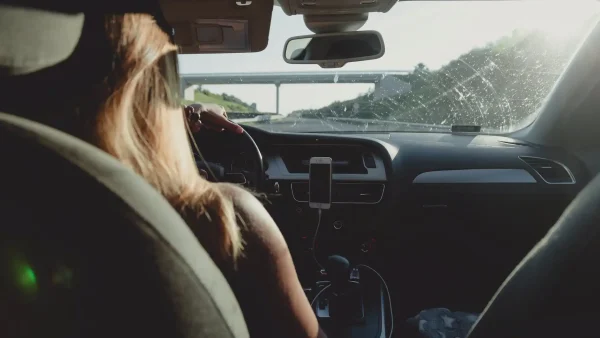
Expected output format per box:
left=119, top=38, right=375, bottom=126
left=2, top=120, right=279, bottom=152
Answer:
left=526, top=1, right=600, bottom=42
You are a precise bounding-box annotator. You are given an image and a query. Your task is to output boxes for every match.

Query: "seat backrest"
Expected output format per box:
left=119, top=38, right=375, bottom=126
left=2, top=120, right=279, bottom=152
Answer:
left=0, top=112, right=249, bottom=338
left=0, top=3, right=247, bottom=336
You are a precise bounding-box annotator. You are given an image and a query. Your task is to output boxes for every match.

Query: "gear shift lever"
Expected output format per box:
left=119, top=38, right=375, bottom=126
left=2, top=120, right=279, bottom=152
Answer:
left=327, top=255, right=351, bottom=295
left=321, top=255, right=364, bottom=322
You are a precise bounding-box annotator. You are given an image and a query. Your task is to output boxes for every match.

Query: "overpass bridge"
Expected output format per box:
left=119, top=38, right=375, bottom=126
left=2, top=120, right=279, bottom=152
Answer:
left=179, top=70, right=411, bottom=115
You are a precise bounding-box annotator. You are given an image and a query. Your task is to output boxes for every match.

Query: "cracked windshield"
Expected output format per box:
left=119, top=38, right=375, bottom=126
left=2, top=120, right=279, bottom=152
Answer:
left=178, top=1, right=600, bottom=133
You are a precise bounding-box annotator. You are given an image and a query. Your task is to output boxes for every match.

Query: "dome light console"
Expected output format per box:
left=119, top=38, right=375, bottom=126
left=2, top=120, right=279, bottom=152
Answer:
left=278, top=0, right=397, bottom=17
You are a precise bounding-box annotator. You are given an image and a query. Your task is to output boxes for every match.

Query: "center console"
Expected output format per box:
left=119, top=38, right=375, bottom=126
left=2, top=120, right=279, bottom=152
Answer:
left=261, top=143, right=391, bottom=336
left=308, top=255, right=390, bottom=338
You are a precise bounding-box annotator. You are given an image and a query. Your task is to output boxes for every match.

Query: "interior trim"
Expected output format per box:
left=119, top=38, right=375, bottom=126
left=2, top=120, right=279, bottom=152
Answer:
left=379, top=285, right=387, bottom=338
left=412, top=169, right=537, bottom=184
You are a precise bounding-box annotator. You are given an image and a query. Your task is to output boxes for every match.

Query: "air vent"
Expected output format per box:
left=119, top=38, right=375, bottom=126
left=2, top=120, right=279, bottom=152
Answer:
left=334, top=183, right=384, bottom=203
left=519, top=156, right=575, bottom=184
left=280, top=146, right=368, bottom=174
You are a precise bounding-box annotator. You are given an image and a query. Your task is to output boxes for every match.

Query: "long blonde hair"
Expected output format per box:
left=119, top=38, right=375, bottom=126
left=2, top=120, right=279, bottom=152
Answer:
left=94, top=14, right=242, bottom=263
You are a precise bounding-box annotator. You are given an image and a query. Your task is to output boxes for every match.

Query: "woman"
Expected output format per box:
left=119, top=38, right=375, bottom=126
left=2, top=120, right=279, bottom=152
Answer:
left=85, top=14, right=325, bottom=338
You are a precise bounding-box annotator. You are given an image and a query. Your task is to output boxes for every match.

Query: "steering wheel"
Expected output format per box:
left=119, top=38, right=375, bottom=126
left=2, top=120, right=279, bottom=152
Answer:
left=467, top=173, right=600, bottom=338
left=192, top=128, right=264, bottom=191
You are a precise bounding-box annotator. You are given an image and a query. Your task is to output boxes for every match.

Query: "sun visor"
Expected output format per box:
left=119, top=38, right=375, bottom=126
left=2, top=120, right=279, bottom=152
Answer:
left=159, top=0, right=273, bottom=54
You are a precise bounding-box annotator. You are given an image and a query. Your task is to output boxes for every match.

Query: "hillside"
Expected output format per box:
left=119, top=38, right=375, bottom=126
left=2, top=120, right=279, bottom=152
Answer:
left=291, top=24, right=594, bottom=131
left=183, top=89, right=258, bottom=113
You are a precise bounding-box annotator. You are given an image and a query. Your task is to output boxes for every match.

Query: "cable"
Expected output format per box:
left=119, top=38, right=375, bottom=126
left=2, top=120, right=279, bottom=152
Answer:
left=310, top=283, right=331, bottom=307
left=356, top=264, right=394, bottom=338
left=312, top=208, right=325, bottom=271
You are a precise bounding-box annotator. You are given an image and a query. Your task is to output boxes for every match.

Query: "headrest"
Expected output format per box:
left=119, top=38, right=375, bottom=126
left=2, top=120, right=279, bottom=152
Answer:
left=0, top=0, right=169, bottom=76
left=0, top=4, right=84, bottom=75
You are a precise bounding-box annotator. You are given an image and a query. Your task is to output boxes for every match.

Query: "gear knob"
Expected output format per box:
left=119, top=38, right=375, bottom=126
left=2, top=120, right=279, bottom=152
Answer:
left=327, top=255, right=350, bottom=293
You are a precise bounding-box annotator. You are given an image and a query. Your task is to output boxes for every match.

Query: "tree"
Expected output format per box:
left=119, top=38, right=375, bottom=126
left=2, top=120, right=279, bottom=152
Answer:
left=290, top=27, right=588, bottom=130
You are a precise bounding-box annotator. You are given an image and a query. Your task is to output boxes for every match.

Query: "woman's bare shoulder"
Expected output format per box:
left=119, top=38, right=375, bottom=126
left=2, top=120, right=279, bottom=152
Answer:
left=213, top=187, right=321, bottom=338
left=215, top=183, right=288, bottom=255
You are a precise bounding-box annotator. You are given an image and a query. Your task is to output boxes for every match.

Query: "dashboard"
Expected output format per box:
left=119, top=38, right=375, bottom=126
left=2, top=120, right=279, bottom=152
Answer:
left=197, top=126, right=592, bottom=311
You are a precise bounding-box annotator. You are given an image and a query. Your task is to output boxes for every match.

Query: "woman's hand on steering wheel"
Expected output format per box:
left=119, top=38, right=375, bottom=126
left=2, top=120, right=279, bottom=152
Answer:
left=186, top=102, right=263, bottom=190
left=184, top=103, right=244, bottom=134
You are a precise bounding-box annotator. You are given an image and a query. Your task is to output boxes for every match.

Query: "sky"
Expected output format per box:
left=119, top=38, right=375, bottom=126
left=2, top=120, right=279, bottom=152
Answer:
left=178, top=1, right=600, bottom=115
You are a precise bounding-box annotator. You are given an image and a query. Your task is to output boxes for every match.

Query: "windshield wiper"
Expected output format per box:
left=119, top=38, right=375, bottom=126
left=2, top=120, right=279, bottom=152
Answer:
left=451, top=125, right=481, bottom=133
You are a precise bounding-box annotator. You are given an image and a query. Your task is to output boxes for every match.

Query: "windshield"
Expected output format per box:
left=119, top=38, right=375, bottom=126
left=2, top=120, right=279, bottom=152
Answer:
left=178, top=1, right=600, bottom=134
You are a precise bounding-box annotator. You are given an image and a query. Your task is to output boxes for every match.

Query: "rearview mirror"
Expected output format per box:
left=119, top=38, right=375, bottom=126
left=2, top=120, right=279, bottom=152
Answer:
left=283, top=31, right=385, bottom=68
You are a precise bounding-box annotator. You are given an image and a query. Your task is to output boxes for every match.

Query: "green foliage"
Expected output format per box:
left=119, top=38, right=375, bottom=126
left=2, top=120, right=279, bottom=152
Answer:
left=192, top=89, right=258, bottom=113
left=292, top=28, right=588, bottom=131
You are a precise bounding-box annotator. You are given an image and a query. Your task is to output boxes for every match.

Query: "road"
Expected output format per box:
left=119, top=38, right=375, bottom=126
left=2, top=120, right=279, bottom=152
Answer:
left=237, top=117, right=372, bottom=133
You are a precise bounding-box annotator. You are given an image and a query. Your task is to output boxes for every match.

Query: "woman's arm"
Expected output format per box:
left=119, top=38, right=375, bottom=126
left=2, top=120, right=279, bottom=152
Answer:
left=217, top=183, right=325, bottom=338
left=184, top=103, right=243, bottom=134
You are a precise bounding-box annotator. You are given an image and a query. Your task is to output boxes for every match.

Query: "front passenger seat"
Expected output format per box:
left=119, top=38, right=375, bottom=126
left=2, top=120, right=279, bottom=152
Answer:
left=0, top=3, right=249, bottom=338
